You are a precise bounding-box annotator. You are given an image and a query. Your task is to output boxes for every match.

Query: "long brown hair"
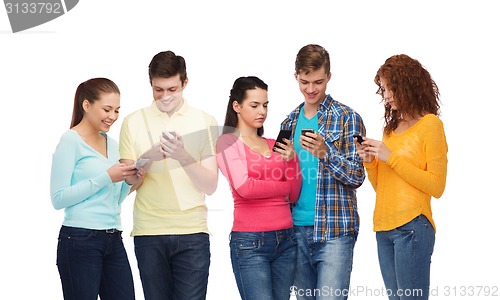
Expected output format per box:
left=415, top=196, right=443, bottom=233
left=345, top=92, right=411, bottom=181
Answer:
left=374, top=54, right=440, bottom=135
left=70, top=78, right=120, bottom=128
left=223, top=76, right=268, bottom=136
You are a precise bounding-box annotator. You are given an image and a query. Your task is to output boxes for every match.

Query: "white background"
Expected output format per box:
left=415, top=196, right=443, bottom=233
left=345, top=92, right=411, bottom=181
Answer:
left=1, top=1, right=499, bottom=299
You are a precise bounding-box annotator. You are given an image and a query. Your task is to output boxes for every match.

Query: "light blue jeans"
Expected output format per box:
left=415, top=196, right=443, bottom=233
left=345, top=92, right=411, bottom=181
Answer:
left=293, top=226, right=357, bottom=300
left=229, top=228, right=297, bottom=300
left=376, top=214, right=435, bottom=300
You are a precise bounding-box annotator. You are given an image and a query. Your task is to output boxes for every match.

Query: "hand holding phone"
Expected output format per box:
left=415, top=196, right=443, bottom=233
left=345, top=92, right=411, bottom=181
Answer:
left=301, top=129, right=314, bottom=136
left=354, top=134, right=364, bottom=144
left=162, top=131, right=177, bottom=141
left=273, top=129, right=292, bottom=151
left=134, top=158, right=150, bottom=172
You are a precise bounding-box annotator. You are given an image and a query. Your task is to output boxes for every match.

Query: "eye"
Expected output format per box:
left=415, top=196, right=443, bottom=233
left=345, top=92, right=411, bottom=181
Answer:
left=104, top=109, right=110, bottom=113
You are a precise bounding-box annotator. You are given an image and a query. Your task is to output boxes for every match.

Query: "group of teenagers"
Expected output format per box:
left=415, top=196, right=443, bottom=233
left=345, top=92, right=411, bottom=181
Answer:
left=50, top=44, right=448, bottom=300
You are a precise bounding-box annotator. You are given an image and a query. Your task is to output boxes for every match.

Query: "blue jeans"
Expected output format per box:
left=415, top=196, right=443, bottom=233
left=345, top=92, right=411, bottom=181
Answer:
left=376, top=214, right=435, bottom=300
left=56, top=226, right=135, bottom=300
left=230, top=228, right=297, bottom=300
left=134, top=233, right=210, bottom=300
left=293, top=226, right=357, bottom=300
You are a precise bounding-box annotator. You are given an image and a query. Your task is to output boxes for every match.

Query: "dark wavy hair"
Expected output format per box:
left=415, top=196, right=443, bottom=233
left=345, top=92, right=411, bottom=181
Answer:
left=148, top=50, right=187, bottom=84
left=70, top=78, right=120, bottom=128
left=222, top=76, right=268, bottom=136
left=375, top=54, right=440, bottom=135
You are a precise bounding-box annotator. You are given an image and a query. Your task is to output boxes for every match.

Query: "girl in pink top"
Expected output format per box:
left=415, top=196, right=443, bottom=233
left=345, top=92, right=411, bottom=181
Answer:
left=216, top=76, right=302, bottom=300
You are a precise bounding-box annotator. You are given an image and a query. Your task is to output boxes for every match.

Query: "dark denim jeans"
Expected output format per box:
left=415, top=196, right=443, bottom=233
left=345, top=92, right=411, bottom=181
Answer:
left=376, top=214, right=435, bottom=300
left=229, top=228, right=297, bottom=300
left=134, top=233, right=210, bottom=300
left=293, top=226, right=357, bottom=300
left=56, top=225, right=135, bottom=300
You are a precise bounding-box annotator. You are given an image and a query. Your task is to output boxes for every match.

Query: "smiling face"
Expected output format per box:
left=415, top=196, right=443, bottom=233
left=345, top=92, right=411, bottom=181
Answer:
left=295, top=66, right=331, bottom=108
left=233, top=87, right=268, bottom=131
left=151, top=74, right=187, bottom=116
left=379, top=77, right=397, bottom=110
left=83, top=92, right=120, bottom=132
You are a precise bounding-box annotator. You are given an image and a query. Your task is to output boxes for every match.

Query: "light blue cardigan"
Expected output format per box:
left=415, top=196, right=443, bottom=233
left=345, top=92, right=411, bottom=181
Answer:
left=50, top=130, right=131, bottom=230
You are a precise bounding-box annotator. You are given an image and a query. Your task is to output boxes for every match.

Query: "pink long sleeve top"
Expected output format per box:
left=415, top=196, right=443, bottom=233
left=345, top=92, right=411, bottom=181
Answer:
left=216, top=133, right=302, bottom=232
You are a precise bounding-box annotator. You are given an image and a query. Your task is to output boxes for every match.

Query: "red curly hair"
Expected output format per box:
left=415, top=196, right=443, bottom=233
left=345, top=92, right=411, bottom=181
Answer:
left=375, top=54, right=441, bottom=135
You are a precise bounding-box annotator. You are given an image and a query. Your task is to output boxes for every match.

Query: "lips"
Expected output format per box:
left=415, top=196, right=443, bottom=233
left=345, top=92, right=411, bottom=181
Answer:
left=103, top=120, right=113, bottom=127
left=306, top=93, right=317, bottom=99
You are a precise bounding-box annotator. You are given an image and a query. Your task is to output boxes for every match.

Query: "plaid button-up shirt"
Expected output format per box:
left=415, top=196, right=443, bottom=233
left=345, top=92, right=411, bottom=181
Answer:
left=281, top=95, right=366, bottom=242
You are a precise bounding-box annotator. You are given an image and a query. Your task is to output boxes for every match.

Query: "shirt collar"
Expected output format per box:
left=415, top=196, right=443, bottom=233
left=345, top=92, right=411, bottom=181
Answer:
left=149, top=98, right=189, bottom=117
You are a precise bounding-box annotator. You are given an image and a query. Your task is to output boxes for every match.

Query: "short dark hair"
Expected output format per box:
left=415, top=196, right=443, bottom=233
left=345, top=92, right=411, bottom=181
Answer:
left=148, top=50, right=187, bottom=84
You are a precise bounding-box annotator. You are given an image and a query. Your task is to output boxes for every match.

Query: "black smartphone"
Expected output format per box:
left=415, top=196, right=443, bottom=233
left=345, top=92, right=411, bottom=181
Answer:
left=273, top=129, right=292, bottom=151
left=354, top=134, right=364, bottom=144
left=301, top=129, right=314, bottom=136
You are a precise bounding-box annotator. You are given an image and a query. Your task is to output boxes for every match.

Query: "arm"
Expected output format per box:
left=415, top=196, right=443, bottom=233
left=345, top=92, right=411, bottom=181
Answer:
left=216, top=135, right=290, bottom=199
left=284, top=155, right=302, bottom=203
left=386, top=119, right=448, bottom=198
left=161, top=119, right=219, bottom=195
left=177, top=154, right=218, bottom=195
left=363, top=158, right=379, bottom=191
left=319, top=112, right=366, bottom=187
left=50, top=135, right=112, bottom=210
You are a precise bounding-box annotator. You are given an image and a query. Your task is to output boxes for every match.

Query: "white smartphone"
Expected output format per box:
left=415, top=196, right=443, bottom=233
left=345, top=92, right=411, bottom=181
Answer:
left=134, top=158, right=150, bottom=171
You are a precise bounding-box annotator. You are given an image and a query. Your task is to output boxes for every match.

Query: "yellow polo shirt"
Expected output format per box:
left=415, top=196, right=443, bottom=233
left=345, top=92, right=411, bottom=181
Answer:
left=119, top=101, right=218, bottom=236
left=364, top=114, right=447, bottom=232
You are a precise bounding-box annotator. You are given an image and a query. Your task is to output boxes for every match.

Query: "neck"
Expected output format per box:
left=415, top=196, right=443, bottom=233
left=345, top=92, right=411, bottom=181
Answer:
left=236, top=125, right=259, bottom=139
left=72, top=120, right=101, bottom=140
left=303, top=102, right=319, bottom=118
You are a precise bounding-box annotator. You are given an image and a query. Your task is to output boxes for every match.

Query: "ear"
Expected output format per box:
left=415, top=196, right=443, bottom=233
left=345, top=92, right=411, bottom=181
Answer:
left=182, top=77, right=189, bottom=89
left=232, top=100, right=241, bottom=114
left=82, top=99, right=90, bottom=112
left=294, top=72, right=298, bottom=81
left=327, top=72, right=332, bottom=82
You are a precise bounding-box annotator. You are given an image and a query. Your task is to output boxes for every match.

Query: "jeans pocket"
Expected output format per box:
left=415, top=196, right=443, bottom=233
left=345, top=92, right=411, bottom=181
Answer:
left=231, top=238, right=261, bottom=255
left=59, top=226, right=95, bottom=241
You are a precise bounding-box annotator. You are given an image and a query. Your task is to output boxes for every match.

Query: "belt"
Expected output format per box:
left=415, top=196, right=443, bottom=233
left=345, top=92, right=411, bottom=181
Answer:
left=100, top=228, right=121, bottom=234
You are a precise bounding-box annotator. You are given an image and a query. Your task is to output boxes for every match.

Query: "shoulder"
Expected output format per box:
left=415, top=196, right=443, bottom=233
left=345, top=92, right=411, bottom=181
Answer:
left=58, top=129, right=79, bottom=144
left=54, top=130, right=80, bottom=153
left=217, top=133, right=239, bottom=144
left=420, top=114, right=442, bottom=126
left=418, top=114, right=445, bottom=136
left=121, top=108, right=148, bottom=129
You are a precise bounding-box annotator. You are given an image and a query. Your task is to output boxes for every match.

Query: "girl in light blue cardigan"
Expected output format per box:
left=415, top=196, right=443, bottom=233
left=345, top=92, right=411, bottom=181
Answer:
left=50, top=78, right=142, bottom=300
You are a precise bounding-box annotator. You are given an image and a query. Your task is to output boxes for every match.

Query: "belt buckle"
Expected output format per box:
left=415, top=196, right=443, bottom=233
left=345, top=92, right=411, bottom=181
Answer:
left=106, top=228, right=117, bottom=234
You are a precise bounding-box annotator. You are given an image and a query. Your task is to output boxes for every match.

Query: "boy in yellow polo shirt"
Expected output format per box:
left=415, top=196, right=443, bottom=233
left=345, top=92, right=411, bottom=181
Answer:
left=119, top=50, right=219, bottom=300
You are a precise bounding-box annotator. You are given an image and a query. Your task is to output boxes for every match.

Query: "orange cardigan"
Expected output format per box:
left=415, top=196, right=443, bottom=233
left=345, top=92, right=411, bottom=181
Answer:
left=364, top=114, right=448, bottom=232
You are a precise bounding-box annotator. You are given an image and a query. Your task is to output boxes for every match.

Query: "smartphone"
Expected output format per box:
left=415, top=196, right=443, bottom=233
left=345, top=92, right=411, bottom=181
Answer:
left=354, top=134, right=364, bottom=144
left=162, top=131, right=176, bottom=141
left=134, top=158, right=150, bottom=172
left=273, top=129, right=292, bottom=151
left=301, top=129, right=314, bottom=136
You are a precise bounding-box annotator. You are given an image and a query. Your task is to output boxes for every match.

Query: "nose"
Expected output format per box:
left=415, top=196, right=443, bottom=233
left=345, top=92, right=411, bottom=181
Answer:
left=306, top=83, right=315, bottom=93
left=108, top=111, right=118, bottom=120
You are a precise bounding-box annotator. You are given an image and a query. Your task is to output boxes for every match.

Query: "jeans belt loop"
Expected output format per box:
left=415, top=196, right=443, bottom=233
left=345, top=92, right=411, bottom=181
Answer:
left=106, top=228, right=118, bottom=234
